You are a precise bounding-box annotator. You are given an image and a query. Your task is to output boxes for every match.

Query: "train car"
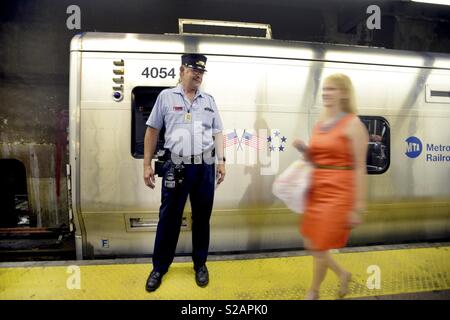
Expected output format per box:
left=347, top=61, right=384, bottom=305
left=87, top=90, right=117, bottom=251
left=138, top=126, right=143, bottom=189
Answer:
left=69, top=31, right=450, bottom=259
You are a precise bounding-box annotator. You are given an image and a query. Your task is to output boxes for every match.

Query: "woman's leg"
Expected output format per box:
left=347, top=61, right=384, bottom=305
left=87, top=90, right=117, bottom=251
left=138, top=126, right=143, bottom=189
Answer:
left=305, top=250, right=328, bottom=300
left=324, top=251, right=345, bottom=276
left=324, top=251, right=352, bottom=297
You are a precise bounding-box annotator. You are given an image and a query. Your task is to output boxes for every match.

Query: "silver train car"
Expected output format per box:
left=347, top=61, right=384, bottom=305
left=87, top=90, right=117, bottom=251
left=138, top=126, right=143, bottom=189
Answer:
left=69, top=32, right=450, bottom=259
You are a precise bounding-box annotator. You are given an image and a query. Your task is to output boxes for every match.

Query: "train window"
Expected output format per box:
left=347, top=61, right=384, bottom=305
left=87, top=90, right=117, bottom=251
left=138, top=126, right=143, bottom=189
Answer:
left=425, top=84, right=450, bottom=104
left=131, top=86, right=170, bottom=159
left=359, top=116, right=390, bottom=174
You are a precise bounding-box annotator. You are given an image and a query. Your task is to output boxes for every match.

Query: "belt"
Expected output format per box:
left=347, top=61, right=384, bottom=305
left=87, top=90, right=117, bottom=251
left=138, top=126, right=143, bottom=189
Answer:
left=180, top=154, right=204, bottom=164
left=167, top=151, right=215, bottom=164
left=314, top=164, right=354, bottom=170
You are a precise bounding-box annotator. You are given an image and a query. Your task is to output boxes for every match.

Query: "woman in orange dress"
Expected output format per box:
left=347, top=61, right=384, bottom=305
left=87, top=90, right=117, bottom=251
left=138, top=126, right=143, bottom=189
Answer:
left=293, top=73, right=369, bottom=300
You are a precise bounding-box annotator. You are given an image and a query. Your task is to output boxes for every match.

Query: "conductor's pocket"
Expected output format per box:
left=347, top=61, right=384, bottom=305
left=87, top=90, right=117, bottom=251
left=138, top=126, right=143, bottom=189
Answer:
left=199, top=112, right=214, bottom=130
left=165, top=111, right=185, bottom=124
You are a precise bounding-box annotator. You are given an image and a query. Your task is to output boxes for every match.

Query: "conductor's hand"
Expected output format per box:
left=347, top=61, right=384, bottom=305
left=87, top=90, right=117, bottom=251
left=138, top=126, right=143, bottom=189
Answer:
left=216, top=163, right=226, bottom=186
left=144, top=165, right=156, bottom=189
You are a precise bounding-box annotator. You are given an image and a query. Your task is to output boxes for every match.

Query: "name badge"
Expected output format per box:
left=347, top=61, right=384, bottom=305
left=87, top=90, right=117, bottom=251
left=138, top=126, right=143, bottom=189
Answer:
left=184, top=113, right=192, bottom=123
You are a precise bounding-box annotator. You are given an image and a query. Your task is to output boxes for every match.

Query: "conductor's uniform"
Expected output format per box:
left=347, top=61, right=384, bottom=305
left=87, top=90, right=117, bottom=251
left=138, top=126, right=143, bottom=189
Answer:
left=145, top=53, right=223, bottom=291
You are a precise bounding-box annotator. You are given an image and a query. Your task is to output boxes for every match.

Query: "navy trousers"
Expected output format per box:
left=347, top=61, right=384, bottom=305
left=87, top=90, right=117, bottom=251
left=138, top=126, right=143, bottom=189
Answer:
left=152, top=161, right=215, bottom=273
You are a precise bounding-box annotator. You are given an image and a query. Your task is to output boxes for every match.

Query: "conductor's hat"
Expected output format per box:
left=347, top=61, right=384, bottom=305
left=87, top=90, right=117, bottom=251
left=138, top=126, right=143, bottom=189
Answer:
left=181, top=53, right=207, bottom=72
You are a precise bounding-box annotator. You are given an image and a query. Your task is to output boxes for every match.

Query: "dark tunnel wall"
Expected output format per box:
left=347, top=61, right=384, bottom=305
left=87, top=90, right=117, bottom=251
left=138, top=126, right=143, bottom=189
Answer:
left=0, top=0, right=449, bottom=228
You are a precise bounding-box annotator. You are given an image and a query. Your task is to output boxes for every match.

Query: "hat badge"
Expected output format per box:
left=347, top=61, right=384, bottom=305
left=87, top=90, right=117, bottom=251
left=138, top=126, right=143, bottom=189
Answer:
left=197, top=60, right=206, bottom=67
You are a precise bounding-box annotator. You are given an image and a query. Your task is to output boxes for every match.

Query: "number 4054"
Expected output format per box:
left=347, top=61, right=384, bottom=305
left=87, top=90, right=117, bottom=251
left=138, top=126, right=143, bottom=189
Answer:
left=142, top=67, right=176, bottom=79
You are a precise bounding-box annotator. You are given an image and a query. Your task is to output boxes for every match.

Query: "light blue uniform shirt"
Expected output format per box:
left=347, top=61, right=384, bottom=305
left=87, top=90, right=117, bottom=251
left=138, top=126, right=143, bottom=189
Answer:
left=146, top=84, right=223, bottom=156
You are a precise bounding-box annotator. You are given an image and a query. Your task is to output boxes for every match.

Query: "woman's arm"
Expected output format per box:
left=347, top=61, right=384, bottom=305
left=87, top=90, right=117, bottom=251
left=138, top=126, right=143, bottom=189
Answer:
left=292, top=139, right=311, bottom=162
left=348, top=117, right=370, bottom=224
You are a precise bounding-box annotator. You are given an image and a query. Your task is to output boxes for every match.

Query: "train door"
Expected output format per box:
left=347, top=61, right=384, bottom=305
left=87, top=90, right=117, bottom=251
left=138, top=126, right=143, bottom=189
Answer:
left=128, top=85, right=191, bottom=234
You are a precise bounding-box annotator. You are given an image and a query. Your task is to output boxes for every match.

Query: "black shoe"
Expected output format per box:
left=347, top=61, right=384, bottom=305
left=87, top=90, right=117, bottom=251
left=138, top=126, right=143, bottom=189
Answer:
left=195, top=265, right=209, bottom=287
left=146, top=270, right=163, bottom=292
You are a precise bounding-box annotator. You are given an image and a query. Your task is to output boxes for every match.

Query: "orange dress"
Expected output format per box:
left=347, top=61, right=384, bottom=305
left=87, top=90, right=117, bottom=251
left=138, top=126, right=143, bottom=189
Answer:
left=300, top=114, right=356, bottom=251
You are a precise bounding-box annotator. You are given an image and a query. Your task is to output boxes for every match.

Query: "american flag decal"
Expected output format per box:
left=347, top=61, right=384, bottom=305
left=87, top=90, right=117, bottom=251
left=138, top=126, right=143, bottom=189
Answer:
left=224, top=130, right=239, bottom=148
left=241, top=130, right=266, bottom=150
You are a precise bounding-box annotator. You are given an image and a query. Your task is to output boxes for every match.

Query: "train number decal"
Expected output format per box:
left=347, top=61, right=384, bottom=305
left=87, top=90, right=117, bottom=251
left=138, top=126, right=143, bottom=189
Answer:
left=141, top=67, right=176, bottom=79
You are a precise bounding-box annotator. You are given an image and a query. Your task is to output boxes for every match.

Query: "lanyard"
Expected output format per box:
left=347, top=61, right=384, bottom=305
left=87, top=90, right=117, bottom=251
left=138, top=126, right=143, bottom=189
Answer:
left=182, top=92, right=197, bottom=114
left=182, top=94, right=195, bottom=123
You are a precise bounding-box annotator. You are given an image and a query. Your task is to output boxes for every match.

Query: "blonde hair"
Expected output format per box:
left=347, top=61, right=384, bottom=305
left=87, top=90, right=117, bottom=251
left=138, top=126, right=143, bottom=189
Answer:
left=324, top=73, right=357, bottom=114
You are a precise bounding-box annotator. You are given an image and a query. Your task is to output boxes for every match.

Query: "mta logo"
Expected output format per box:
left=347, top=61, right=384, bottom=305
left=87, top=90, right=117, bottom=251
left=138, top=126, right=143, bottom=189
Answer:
left=405, top=136, right=422, bottom=158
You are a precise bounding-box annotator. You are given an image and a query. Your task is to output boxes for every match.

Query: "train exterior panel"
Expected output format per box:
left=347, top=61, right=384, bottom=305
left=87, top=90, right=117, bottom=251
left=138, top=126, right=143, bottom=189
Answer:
left=69, top=33, right=450, bottom=259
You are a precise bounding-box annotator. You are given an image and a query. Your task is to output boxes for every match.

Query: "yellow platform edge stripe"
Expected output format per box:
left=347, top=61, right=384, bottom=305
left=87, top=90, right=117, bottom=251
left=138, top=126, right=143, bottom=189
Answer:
left=0, top=246, right=449, bottom=300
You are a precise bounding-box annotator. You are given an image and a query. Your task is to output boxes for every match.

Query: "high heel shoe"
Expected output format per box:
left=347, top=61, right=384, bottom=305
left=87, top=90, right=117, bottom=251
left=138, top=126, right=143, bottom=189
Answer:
left=338, top=272, right=352, bottom=298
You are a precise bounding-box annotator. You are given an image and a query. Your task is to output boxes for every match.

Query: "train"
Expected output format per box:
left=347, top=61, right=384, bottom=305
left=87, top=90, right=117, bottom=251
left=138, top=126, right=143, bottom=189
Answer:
left=69, top=31, right=450, bottom=259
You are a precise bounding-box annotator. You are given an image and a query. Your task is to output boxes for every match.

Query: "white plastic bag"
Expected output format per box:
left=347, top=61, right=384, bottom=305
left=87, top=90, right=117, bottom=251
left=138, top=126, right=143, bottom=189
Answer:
left=272, top=159, right=312, bottom=214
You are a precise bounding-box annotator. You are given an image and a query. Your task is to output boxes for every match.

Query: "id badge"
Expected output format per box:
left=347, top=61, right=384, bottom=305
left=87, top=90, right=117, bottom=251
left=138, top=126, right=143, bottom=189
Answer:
left=184, top=112, right=192, bottom=123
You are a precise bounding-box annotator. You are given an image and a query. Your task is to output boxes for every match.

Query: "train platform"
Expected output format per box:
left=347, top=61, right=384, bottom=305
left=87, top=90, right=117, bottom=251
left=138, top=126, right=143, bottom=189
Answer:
left=0, top=242, right=449, bottom=300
